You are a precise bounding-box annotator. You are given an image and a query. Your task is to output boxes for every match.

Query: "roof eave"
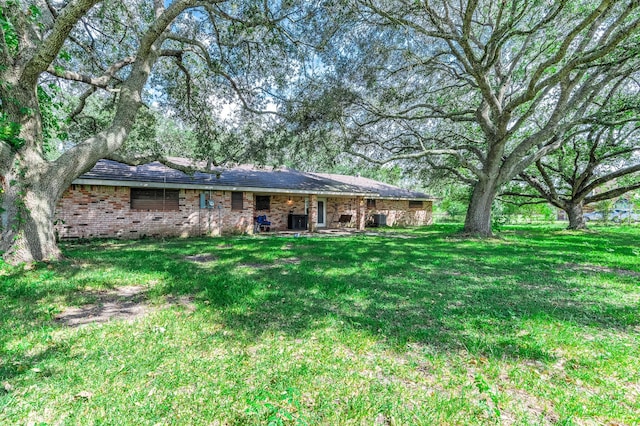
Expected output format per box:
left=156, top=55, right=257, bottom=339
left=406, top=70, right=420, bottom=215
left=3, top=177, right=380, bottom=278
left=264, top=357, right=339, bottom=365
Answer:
left=376, top=196, right=436, bottom=201
left=71, top=178, right=374, bottom=197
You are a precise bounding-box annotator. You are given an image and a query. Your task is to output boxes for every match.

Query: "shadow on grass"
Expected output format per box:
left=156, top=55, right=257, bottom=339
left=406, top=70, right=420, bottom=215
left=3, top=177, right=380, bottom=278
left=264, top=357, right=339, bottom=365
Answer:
left=0, top=341, right=78, bottom=382
left=1, top=226, right=639, bottom=382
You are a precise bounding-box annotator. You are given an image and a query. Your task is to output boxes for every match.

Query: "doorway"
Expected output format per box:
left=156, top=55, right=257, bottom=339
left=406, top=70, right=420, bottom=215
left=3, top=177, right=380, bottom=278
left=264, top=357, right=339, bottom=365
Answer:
left=317, top=198, right=326, bottom=227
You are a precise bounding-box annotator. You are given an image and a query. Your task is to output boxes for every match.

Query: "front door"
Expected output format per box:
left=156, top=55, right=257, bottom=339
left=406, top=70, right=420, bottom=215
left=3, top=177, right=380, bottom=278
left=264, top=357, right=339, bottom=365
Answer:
left=317, top=198, right=326, bottom=227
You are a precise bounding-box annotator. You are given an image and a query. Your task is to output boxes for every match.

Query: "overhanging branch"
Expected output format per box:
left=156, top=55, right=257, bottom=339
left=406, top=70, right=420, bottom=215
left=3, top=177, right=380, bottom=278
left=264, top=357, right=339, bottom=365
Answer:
left=21, top=0, right=102, bottom=86
left=586, top=181, right=640, bottom=204
left=68, top=86, right=97, bottom=122
left=582, top=164, right=640, bottom=196
left=103, top=152, right=242, bottom=178
left=46, top=56, right=136, bottom=88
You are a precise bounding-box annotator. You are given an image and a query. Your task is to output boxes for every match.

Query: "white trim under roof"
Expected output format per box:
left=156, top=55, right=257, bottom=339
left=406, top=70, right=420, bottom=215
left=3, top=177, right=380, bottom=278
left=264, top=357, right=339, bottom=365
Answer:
left=375, top=196, right=436, bottom=201
left=71, top=178, right=376, bottom=198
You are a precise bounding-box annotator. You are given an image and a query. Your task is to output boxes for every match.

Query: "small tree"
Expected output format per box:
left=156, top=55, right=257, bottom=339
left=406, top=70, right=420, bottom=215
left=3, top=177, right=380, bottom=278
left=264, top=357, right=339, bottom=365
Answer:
left=596, top=200, right=615, bottom=223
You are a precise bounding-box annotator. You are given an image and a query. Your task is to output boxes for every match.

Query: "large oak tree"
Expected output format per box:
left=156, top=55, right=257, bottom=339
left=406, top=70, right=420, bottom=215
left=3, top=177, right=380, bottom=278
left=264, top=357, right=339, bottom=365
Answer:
left=0, top=0, right=306, bottom=263
left=502, top=119, right=640, bottom=229
left=307, top=0, right=640, bottom=235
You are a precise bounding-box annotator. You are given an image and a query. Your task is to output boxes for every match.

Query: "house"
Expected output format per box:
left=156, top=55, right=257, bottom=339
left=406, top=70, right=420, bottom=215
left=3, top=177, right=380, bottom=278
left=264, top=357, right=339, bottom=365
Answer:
left=54, top=159, right=434, bottom=240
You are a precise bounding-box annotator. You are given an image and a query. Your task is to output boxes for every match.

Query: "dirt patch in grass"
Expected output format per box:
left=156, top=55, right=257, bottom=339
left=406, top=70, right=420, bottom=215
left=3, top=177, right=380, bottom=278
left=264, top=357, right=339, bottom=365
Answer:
left=239, top=257, right=301, bottom=270
left=501, top=388, right=559, bottom=425
left=55, top=286, right=195, bottom=327
left=563, top=263, right=640, bottom=278
left=183, top=253, right=217, bottom=263
left=239, top=262, right=271, bottom=269
left=278, top=257, right=301, bottom=265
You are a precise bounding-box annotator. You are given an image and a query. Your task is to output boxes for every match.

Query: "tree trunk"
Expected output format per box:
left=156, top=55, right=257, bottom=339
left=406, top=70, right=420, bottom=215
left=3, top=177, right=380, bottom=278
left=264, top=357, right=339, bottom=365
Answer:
left=0, top=0, right=211, bottom=264
left=566, top=201, right=587, bottom=230
left=1, top=178, right=62, bottom=264
left=0, top=153, right=66, bottom=263
left=463, top=178, right=497, bottom=236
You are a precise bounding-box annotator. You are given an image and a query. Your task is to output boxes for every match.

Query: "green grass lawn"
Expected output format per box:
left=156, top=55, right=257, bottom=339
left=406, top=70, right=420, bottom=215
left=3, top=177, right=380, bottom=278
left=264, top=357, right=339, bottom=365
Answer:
left=1, top=224, right=639, bottom=425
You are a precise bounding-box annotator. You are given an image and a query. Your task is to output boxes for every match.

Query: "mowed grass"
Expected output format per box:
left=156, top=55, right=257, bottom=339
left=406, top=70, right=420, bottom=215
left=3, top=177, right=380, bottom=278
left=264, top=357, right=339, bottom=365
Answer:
left=1, top=224, right=639, bottom=425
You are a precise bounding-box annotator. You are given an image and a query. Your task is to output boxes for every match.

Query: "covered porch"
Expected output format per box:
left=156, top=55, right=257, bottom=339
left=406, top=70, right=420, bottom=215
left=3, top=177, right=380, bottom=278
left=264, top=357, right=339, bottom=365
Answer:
left=251, top=193, right=369, bottom=233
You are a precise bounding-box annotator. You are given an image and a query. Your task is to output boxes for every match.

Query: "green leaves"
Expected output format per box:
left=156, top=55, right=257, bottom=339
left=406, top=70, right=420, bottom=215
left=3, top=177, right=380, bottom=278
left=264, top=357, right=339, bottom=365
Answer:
left=0, top=112, right=23, bottom=150
left=58, top=50, right=72, bottom=62
left=0, top=6, right=19, bottom=55
left=37, top=86, right=64, bottom=155
left=27, top=4, right=41, bottom=21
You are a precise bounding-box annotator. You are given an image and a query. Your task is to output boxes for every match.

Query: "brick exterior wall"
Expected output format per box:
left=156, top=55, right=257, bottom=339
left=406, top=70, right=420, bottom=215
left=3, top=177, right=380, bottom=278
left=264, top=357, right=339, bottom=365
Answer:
left=254, top=194, right=309, bottom=231
left=365, top=199, right=433, bottom=227
left=324, top=197, right=360, bottom=228
left=322, top=197, right=432, bottom=228
left=54, top=185, right=433, bottom=240
left=55, top=185, right=254, bottom=239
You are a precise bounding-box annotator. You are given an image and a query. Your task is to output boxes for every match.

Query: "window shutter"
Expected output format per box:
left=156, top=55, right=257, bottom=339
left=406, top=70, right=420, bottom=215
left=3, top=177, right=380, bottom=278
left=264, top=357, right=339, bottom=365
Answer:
left=231, top=192, right=243, bottom=210
left=131, top=188, right=179, bottom=211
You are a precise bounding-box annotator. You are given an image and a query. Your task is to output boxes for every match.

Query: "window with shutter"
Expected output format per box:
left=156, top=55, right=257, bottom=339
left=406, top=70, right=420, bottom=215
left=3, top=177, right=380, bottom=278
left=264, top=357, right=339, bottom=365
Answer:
left=231, top=192, right=243, bottom=210
left=130, top=188, right=179, bottom=211
left=408, top=200, right=423, bottom=209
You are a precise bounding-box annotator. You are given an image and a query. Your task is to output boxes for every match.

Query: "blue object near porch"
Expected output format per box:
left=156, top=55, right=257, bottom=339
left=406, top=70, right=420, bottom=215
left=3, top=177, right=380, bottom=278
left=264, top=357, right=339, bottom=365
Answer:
left=255, top=215, right=271, bottom=232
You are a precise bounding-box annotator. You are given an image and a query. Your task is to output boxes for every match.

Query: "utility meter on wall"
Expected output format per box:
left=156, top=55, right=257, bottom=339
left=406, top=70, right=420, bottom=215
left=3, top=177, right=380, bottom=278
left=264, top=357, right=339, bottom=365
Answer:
left=200, top=193, right=215, bottom=209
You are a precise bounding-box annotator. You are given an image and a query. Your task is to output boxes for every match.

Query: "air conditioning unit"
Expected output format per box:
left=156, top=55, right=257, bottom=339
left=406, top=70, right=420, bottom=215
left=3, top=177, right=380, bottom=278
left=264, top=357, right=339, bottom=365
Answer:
left=371, top=214, right=387, bottom=227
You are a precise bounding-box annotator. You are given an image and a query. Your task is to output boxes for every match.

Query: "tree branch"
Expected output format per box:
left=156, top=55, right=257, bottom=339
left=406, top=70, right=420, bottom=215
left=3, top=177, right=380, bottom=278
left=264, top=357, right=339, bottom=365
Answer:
left=21, top=0, right=102, bottom=86
left=535, top=159, right=560, bottom=202
left=586, top=181, right=640, bottom=204
left=103, top=152, right=221, bottom=175
left=50, top=0, right=202, bottom=190
left=46, top=56, right=136, bottom=88
left=498, top=192, right=556, bottom=208
left=68, top=87, right=97, bottom=122
left=582, top=164, right=640, bottom=196
left=516, top=172, right=559, bottom=206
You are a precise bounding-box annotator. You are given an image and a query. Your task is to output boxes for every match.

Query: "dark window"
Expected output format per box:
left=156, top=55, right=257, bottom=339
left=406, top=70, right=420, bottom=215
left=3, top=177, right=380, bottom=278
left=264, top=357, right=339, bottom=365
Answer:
left=366, top=199, right=377, bottom=209
left=130, top=188, right=179, bottom=211
left=409, top=200, right=423, bottom=209
left=256, top=195, right=270, bottom=210
left=231, top=192, right=243, bottom=211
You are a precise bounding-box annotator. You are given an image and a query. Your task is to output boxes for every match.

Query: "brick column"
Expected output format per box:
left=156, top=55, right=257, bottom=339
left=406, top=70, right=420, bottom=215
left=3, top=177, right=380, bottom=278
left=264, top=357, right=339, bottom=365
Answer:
left=308, top=194, right=318, bottom=232
left=245, top=191, right=254, bottom=234
left=356, top=196, right=366, bottom=230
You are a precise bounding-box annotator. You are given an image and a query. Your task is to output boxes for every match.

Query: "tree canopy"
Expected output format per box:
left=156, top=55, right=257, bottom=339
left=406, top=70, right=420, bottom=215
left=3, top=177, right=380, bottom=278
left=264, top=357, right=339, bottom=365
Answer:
left=0, top=0, right=314, bottom=263
left=297, top=0, right=640, bottom=235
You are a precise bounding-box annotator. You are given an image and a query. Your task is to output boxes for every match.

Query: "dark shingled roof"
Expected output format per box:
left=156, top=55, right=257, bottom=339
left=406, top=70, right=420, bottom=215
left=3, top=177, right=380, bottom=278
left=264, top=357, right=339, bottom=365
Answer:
left=310, top=173, right=432, bottom=200
left=75, top=159, right=433, bottom=200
